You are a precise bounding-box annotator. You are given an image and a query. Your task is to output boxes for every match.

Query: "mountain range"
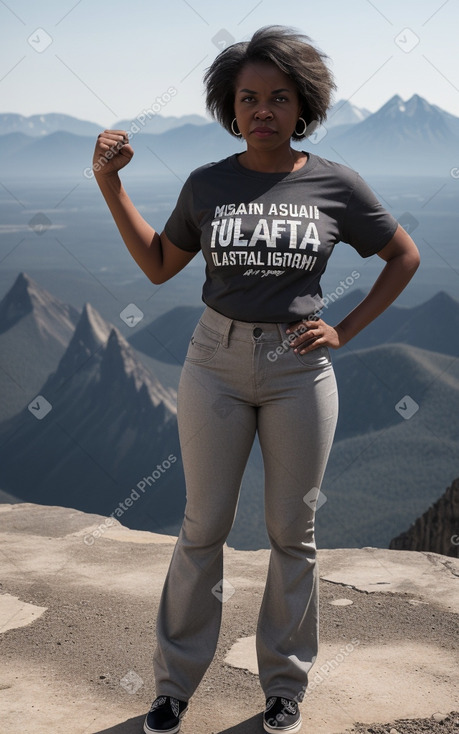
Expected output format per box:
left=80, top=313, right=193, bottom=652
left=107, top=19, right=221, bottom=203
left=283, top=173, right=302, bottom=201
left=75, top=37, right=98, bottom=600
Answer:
left=0, top=272, right=458, bottom=549
left=0, top=279, right=185, bottom=535
left=0, top=94, right=457, bottom=177
left=127, top=289, right=459, bottom=371
left=0, top=100, right=368, bottom=137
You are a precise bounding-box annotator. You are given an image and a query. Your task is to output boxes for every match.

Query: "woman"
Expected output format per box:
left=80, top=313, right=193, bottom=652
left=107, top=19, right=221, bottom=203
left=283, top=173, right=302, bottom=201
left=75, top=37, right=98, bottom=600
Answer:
left=93, top=26, right=420, bottom=734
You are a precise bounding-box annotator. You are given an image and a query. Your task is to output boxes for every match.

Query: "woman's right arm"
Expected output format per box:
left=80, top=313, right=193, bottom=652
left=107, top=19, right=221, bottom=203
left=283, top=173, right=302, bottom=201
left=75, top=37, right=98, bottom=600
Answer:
left=93, top=129, right=197, bottom=285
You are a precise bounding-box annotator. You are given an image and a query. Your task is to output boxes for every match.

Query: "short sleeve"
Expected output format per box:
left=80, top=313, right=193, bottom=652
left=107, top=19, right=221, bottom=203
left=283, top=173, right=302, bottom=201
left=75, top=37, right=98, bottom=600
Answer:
left=341, top=174, right=399, bottom=257
left=164, top=176, right=202, bottom=253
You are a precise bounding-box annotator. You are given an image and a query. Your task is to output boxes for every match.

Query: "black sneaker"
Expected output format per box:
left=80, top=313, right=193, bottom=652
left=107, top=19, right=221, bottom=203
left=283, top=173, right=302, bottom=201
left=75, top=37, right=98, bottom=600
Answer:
left=263, top=696, right=302, bottom=733
left=143, top=696, right=188, bottom=734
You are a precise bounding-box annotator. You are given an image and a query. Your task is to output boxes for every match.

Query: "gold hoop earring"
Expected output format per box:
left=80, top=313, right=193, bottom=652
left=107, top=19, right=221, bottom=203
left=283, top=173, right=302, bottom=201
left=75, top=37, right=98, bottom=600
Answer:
left=294, top=117, right=308, bottom=136
left=231, top=118, right=242, bottom=137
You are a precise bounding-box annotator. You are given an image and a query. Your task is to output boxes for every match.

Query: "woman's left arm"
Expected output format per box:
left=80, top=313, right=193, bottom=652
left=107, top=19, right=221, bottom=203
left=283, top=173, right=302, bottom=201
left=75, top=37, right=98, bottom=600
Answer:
left=287, top=224, right=421, bottom=353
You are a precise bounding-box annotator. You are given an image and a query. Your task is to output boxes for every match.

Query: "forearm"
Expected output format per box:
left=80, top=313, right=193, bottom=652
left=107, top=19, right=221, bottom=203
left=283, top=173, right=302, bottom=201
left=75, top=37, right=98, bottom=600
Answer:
left=95, top=172, right=163, bottom=280
left=335, top=251, right=420, bottom=344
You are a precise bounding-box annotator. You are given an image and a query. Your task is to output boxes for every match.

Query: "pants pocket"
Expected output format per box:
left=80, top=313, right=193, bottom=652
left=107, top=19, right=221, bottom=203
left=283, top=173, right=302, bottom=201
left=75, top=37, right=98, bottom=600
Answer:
left=185, top=321, right=221, bottom=364
left=293, top=345, right=332, bottom=369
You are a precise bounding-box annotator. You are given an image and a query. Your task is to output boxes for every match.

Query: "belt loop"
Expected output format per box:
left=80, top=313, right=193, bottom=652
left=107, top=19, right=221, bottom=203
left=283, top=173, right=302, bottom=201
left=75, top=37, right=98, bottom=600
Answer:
left=222, top=317, right=233, bottom=348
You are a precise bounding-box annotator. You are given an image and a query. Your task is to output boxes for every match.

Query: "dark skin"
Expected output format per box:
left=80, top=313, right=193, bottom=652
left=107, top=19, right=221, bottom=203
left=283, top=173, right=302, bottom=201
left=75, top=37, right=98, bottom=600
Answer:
left=234, top=60, right=306, bottom=173
left=91, top=60, right=420, bottom=346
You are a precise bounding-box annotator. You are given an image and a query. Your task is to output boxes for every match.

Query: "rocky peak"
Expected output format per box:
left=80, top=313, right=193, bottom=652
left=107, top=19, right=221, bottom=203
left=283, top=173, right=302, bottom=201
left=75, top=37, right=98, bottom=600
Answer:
left=100, top=328, right=176, bottom=416
left=0, top=272, right=39, bottom=331
left=51, top=302, right=113, bottom=384
left=389, top=477, right=459, bottom=557
left=0, top=271, right=79, bottom=338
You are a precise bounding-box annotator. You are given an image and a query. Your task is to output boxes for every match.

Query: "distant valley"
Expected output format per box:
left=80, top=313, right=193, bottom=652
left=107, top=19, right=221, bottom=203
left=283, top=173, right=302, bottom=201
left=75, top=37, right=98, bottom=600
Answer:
left=0, top=272, right=458, bottom=550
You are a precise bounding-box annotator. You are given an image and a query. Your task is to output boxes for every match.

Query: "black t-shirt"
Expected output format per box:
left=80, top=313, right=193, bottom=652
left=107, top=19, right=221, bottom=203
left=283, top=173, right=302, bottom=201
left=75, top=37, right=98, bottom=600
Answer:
left=164, top=152, right=399, bottom=322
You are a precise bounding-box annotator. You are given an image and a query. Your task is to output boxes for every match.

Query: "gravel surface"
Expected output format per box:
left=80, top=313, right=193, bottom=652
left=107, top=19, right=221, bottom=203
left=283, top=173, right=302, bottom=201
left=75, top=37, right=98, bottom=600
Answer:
left=1, top=503, right=458, bottom=734
left=344, top=711, right=459, bottom=733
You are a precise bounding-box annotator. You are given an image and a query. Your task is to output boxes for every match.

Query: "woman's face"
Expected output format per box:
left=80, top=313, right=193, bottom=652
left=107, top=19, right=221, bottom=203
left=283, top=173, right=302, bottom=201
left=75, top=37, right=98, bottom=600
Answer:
left=233, top=61, right=302, bottom=152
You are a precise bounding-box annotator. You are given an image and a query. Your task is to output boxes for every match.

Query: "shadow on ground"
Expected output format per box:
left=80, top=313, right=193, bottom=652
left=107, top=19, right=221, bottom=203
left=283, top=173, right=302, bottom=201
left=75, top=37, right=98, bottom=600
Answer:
left=93, top=713, right=264, bottom=733
left=93, top=718, right=144, bottom=734
left=214, top=714, right=264, bottom=733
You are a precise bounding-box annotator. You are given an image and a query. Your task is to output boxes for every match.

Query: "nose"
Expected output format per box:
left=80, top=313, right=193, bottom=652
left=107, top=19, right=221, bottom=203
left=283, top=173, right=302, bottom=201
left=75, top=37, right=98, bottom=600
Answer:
left=255, top=106, right=273, bottom=119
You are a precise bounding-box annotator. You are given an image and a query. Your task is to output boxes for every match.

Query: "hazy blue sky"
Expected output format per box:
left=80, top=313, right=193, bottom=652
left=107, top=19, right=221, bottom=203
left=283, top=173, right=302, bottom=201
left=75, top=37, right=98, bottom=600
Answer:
left=1, top=0, right=458, bottom=127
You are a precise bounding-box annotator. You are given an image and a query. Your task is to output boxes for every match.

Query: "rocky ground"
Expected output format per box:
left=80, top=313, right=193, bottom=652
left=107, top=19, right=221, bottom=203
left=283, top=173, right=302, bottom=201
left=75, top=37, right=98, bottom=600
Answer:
left=345, top=711, right=458, bottom=734
left=0, top=503, right=458, bottom=734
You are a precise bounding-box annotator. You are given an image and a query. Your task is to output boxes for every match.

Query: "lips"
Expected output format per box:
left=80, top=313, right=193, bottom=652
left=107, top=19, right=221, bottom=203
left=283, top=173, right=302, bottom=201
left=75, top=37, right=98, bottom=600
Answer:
left=251, top=127, right=276, bottom=137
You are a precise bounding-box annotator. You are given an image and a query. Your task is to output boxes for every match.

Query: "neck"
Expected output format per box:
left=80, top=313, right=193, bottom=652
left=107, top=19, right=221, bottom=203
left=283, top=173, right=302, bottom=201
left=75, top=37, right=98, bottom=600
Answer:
left=238, top=144, right=302, bottom=173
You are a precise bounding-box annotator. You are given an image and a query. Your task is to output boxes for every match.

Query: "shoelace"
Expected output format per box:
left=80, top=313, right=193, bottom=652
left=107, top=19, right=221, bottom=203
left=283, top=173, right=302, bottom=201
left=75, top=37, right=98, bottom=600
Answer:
left=149, top=696, right=167, bottom=712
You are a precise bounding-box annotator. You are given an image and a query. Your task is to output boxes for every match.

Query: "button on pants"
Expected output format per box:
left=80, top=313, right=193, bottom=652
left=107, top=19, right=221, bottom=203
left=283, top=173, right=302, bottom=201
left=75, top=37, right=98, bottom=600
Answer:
left=153, top=305, right=339, bottom=702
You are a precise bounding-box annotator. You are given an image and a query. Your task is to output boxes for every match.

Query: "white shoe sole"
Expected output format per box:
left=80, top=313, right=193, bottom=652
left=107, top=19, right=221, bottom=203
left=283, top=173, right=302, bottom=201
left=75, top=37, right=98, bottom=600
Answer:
left=263, top=713, right=302, bottom=733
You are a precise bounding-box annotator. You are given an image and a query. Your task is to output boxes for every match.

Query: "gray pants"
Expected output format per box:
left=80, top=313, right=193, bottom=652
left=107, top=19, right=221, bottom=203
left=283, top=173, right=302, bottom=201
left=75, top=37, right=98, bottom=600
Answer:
left=153, top=305, right=338, bottom=702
